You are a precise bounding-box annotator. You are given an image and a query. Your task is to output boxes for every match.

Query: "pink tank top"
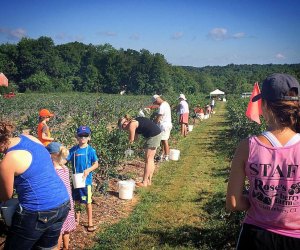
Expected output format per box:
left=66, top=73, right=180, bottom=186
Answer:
left=244, top=136, right=300, bottom=238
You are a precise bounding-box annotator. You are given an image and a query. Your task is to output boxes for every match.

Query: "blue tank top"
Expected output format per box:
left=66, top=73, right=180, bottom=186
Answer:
left=7, top=135, right=69, bottom=211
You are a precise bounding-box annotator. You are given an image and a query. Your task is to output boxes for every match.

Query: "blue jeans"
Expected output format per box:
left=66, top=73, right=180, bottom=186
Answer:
left=5, top=200, right=70, bottom=250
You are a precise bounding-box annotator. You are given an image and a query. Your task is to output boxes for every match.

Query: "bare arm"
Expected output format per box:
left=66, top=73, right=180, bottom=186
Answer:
left=41, top=125, right=54, bottom=141
left=154, top=114, right=162, bottom=124
left=0, top=150, right=31, bottom=201
left=128, top=121, right=138, bottom=143
left=226, top=138, right=250, bottom=212
left=83, top=161, right=99, bottom=178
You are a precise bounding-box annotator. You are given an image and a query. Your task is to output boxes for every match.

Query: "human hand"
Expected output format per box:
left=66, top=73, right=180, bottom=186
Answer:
left=83, top=169, right=90, bottom=178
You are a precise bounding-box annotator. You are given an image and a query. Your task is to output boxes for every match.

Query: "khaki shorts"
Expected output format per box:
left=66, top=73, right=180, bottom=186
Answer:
left=144, top=133, right=162, bottom=149
left=160, top=127, right=171, bottom=140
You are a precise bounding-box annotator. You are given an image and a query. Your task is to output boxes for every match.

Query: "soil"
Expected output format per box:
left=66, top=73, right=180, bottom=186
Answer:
left=0, top=159, right=150, bottom=250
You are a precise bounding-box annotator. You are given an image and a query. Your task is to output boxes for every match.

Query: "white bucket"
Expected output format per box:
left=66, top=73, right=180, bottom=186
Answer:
left=169, top=149, right=180, bottom=161
left=204, top=114, right=209, bottom=119
left=118, top=180, right=135, bottom=200
left=188, top=125, right=194, bottom=131
left=124, top=149, right=134, bottom=157
left=1, top=198, right=19, bottom=227
left=72, top=173, right=86, bottom=189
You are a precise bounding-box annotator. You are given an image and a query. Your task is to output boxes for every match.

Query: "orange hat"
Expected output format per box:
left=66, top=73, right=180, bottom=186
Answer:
left=39, top=109, right=54, bottom=117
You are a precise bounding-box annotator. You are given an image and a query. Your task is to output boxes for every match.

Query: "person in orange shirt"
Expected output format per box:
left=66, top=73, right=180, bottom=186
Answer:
left=37, top=109, right=55, bottom=146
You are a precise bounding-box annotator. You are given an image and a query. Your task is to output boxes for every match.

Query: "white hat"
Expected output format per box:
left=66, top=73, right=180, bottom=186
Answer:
left=178, top=93, right=186, bottom=100
left=151, top=94, right=160, bottom=103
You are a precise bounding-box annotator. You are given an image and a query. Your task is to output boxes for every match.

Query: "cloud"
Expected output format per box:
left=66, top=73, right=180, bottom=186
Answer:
left=171, top=32, right=183, bottom=40
left=0, top=27, right=27, bottom=40
left=130, top=33, right=140, bottom=40
left=96, top=31, right=117, bottom=37
left=104, top=31, right=117, bottom=37
left=54, top=33, right=84, bottom=42
left=208, top=28, right=228, bottom=41
left=208, top=28, right=247, bottom=41
left=232, top=32, right=245, bottom=39
left=275, top=53, right=285, bottom=59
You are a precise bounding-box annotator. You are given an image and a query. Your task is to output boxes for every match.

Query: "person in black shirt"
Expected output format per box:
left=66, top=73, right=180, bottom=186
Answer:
left=118, top=115, right=161, bottom=187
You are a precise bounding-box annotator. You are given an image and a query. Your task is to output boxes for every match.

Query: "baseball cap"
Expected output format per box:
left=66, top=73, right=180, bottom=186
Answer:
left=46, top=142, right=61, bottom=154
left=178, top=93, right=187, bottom=100
left=151, top=94, right=160, bottom=103
left=252, top=73, right=300, bottom=102
left=77, top=126, right=91, bottom=135
left=39, top=109, right=54, bottom=117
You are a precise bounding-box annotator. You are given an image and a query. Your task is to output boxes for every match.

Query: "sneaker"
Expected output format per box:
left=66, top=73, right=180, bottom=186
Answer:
left=155, top=155, right=162, bottom=162
left=164, top=155, right=169, bottom=161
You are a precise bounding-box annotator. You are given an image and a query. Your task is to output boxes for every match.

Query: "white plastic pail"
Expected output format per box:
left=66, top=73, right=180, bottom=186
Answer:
left=169, top=149, right=180, bottom=161
left=1, top=198, right=19, bottom=227
left=72, top=173, right=86, bottom=189
left=125, top=149, right=134, bottom=157
left=188, top=125, right=194, bottom=132
left=118, top=180, right=135, bottom=200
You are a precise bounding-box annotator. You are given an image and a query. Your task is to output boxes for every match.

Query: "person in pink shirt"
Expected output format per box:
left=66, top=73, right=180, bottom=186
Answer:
left=226, top=73, right=300, bottom=250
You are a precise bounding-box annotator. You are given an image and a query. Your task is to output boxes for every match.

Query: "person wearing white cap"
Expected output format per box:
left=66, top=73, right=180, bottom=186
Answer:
left=177, top=93, right=189, bottom=137
left=152, top=95, right=172, bottom=161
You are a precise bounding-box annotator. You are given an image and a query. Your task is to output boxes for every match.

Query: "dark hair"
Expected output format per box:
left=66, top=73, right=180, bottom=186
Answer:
left=264, top=90, right=300, bottom=132
left=0, top=120, right=15, bottom=152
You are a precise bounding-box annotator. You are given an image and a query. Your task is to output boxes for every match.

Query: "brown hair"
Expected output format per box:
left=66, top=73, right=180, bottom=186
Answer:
left=0, top=120, right=15, bottom=152
left=264, top=89, right=300, bottom=132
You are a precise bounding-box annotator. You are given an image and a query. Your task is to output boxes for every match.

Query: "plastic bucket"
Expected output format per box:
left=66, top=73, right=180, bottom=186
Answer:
left=124, top=149, right=134, bottom=157
left=169, top=149, right=180, bottom=161
left=72, top=173, right=86, bottom=189
left=1, top=198, right=19, bottom=227
left=188, top=125, right=194, bottom=132
left=118, top=180, right=135, bottom=200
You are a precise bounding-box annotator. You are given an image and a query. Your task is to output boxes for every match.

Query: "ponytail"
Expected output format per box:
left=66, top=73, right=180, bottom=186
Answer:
left=0, top=120, right=15, bottom=153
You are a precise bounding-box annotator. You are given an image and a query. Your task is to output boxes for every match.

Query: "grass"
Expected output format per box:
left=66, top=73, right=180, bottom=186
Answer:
left=91, top=102, right=241, bottom=250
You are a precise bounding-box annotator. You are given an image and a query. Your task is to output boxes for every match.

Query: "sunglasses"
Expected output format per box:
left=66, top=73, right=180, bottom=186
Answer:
left=77, top=134, right=90, bottom=138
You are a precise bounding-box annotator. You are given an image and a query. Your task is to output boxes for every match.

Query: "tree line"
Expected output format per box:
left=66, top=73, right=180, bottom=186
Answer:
left=0, top=36, right=299, bottom=95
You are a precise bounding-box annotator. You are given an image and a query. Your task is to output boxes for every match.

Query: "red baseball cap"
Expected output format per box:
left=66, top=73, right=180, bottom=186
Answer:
left=39, top=109, right=54, bottom=117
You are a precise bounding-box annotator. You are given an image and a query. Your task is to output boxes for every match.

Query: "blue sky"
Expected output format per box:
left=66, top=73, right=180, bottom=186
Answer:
left=1, top=0, right=299, bottom=67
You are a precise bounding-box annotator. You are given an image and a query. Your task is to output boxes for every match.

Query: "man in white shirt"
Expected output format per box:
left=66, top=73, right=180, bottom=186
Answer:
left=152, top=95, right=172, bottom=161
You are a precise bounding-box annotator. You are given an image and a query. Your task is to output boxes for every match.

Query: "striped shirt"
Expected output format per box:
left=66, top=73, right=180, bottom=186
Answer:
left=56, top=166, right=76, bottom=233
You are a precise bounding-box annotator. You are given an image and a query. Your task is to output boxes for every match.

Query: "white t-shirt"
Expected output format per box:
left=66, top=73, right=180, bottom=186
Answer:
left=158, top=101, right=172, bottom=129
left=179, top=100, right=189, bottom=114
left=211, top=99, right=215, bottom=106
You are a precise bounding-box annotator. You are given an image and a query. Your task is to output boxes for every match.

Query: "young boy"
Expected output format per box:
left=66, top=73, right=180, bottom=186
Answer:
left=67, top=126, right=99, bottom=232
left=37, top=109, right=55, bottom=146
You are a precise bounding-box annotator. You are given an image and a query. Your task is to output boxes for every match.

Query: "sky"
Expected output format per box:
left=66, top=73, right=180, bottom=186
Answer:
left=1, top=0, right=300, bottom=67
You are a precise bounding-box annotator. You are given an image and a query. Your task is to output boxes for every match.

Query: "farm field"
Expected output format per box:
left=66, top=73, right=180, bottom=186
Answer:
left=0, top=94, right=256, bottom=249
left=90, top=101, right=241, bottom=250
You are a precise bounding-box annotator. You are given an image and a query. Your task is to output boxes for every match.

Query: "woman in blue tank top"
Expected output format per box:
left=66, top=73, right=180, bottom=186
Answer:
left=0, top=119, right=70, bottom=250
left=118, top=115, right=161, bottom=187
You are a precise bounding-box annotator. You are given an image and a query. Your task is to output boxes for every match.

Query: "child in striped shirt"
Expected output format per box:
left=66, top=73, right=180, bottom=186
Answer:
left=47, top=142, right=76, bottom=250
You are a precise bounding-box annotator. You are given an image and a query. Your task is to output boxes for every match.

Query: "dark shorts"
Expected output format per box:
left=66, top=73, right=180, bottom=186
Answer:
left=72, top=185, right=92, bottom=204
left=5, top=200, right=70, bottom=250
left=237, top=223, right=300, bottom=250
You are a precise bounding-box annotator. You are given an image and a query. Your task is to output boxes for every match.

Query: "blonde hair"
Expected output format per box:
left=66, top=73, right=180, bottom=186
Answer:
left=53, top=146, right=69, bottom=166
left=118, top=114, right=133, bottom=129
